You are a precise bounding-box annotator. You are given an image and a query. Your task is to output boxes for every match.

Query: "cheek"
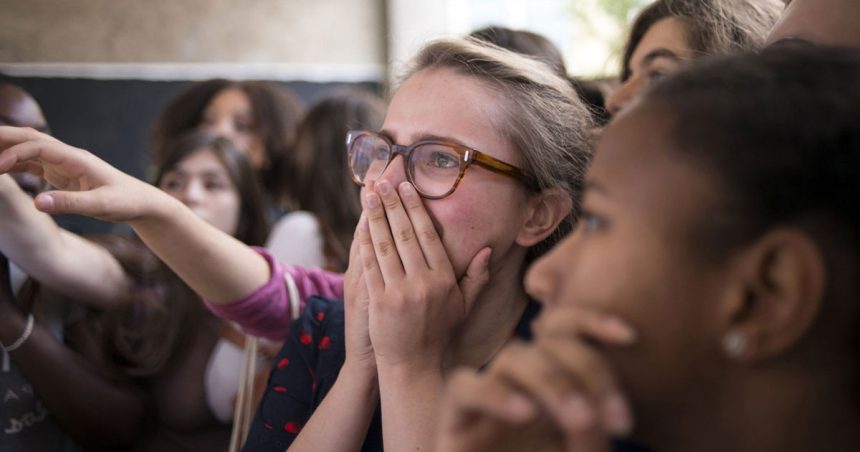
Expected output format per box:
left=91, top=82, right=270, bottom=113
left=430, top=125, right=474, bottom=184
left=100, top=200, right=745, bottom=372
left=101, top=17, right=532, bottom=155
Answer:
left=578, top=242, right=724, bottom=407
left=245, top=137, right=267, bottom=168
left=209, top=192, right=242, bottom=235
left=428, top=186, right=528, bottom=276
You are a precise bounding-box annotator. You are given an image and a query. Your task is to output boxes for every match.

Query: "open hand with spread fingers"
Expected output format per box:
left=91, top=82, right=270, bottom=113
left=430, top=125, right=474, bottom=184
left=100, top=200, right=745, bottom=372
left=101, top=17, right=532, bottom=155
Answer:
left=0, top=125, right=167, bottom=222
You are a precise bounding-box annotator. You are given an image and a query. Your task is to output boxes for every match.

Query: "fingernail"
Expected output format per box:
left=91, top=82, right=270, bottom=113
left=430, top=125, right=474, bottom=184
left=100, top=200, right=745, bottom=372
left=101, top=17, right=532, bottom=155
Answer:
left=560, top=394, right=595, bottom=430
left=605, top=316, right=637, bottom=344
left=603, top=393, right=633, bottom=435
left=36, top=193, right=54, bottom=210
left=399, top=182, right=416, bottom=198
left=376, top=181, right=391, bottom=195
left=365, top=193, right=379, bottom=209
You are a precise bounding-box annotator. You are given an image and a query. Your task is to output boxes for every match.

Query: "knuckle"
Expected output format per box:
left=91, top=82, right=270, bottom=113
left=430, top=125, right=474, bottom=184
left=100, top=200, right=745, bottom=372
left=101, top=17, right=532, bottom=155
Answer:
left=419, top=227, right=439, bottom=243
left=361, top=255, right=377, bottom=272
left=396, top=227, right=415, bottom=244
left=375, top=239, right=394, bottom=257
left=366, top=208, right=386, bottom=221
left=382, top=196, right=401, bottom=210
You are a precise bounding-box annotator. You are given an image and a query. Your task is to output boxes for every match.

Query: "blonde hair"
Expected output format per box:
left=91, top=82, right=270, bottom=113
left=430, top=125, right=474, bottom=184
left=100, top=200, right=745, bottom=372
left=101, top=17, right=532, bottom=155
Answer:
left=402, top=37, right=594, bottom=261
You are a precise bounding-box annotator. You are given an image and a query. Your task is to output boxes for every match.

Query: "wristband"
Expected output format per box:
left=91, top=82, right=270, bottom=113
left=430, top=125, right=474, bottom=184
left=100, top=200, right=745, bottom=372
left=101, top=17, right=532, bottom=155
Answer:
left=2, top=314, right=34, bottom=352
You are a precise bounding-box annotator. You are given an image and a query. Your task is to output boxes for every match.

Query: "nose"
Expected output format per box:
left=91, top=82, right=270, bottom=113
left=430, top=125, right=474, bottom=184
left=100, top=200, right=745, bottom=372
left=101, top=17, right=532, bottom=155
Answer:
left=524, top=235, right=574, bottom=308
left=605, top=77, right=640, bottom=117
left=206, top=117, right=235, bottom=140
left=177, top=179, right=205, bottom=207
left=375, top=154, right=409, bottom=191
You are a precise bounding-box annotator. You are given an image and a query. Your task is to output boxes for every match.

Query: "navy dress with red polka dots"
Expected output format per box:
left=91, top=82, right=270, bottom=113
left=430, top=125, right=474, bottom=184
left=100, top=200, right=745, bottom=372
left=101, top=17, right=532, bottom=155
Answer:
left=241, top=297, right=646, bottom=452
left=242, top=296, right=538, bottom=452
left=241, top=296, right=381, bottom=451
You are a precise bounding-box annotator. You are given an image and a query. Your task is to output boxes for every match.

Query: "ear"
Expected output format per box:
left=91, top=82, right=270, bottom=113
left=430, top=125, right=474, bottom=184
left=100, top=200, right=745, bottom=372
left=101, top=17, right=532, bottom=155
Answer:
left=718, top=228, right=826, bottom=362
left=515, top=188, right=572, bottom=248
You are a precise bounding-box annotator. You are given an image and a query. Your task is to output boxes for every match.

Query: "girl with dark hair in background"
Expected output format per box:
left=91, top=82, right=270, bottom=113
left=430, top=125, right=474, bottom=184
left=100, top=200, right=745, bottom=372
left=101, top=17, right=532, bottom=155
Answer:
left=99, top=131, right=274, bottom=450
left=605, top=0, right=782, bottom=116
left=151, top=79, right=305, bottom=216
left=266, top=88, right=386, bottom=271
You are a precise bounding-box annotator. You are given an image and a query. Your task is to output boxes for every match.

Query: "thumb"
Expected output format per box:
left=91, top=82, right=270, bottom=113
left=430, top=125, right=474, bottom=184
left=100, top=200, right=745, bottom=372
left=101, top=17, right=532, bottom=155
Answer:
left=35, top=190, right=108, bottom=218
left=459, top=247, right=492, bottom=316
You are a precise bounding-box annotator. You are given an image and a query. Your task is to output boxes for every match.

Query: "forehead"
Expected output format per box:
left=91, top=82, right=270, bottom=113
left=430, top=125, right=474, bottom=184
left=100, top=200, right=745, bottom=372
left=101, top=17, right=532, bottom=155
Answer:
left=630, top=17, right=694, bottom=66
left=767, top=0, right=860, bottom=46
left=382, top=67, right=516, bottom=162
left=207, top=87, right=252, bottom=112
left=170, top=148, right=228, bottom=173
left=590, top=103, right=715, bottom=231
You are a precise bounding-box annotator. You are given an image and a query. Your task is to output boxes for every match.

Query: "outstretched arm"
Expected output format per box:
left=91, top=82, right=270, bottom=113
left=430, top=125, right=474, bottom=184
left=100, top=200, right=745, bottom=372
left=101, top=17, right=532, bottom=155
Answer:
left=0, top=126, right=269, bottom=304
left=0, top=173, right=131, bottom=308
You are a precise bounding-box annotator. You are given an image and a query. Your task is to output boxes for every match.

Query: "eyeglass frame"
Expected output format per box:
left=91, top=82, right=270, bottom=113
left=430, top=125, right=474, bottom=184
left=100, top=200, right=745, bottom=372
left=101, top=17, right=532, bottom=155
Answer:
left=346, top=130, right=538, bottom=200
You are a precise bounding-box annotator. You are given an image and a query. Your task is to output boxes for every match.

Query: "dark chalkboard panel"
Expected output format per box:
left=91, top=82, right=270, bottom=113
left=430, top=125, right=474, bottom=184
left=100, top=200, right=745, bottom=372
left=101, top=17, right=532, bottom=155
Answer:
left=9, top=77, right=380, bottom=235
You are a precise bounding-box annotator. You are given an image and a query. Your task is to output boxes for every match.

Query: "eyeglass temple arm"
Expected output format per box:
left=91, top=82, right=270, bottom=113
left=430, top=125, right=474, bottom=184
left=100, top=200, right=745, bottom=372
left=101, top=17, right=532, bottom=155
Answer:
left=469, top=151, right=539, bottom=189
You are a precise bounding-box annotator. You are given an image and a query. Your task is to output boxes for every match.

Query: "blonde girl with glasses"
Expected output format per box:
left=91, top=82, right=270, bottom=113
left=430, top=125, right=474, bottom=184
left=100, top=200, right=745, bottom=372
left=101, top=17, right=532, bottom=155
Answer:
left=0, top=37, right=593, bottom=451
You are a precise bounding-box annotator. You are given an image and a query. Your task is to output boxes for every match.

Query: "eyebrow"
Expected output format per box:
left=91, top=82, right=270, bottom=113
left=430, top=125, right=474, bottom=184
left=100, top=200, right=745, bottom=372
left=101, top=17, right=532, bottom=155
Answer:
left=162, top=168, right=228, bottom=179
left=640, top=48, right=684, bottom=67
left=584, top=180, right=608, bottom=195
left=378, top=129, right=470, bottom=148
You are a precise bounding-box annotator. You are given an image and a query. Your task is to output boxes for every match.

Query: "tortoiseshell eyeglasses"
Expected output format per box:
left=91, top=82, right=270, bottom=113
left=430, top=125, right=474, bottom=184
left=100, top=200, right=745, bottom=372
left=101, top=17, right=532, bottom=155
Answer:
left=346, top=130, right=537, bottom=199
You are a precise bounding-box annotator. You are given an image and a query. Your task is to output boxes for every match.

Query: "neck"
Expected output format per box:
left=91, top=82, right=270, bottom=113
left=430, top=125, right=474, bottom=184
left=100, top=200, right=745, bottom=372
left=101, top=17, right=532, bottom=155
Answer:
left=637, top=358, right=860, bottom=452
left=445, top=251, right=529, bottom=370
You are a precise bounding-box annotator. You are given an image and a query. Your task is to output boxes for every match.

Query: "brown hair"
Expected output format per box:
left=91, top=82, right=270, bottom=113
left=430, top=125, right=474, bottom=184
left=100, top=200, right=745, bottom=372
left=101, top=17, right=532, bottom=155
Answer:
left=150, top=79, right=304, bottom=202
left=405, top=37, right=593, bottom=262
left=620, top=0, right=783, bottom=81
left=289, top=88, right=386, bottom=270
left=469, top=26, right=568, bottom=76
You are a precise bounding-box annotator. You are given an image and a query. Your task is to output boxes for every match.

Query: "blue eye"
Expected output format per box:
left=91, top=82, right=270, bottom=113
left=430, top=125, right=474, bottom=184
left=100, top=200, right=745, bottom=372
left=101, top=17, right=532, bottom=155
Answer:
left=579, top=211, right=606, bottom=233
left=430, top=151, right=459, bottom=169
left=647, top=71, right=667, bottom=82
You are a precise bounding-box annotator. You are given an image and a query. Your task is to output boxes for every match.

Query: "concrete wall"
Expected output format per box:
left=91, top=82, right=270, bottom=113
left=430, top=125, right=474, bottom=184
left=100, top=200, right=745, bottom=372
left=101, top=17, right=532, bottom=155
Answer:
left=0, top=0, right=386, bottom=80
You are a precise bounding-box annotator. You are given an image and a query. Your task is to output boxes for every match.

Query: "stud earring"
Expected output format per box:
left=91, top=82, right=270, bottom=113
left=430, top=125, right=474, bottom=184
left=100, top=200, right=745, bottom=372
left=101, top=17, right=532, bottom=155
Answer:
left=722, top=330, right=747, bottom=358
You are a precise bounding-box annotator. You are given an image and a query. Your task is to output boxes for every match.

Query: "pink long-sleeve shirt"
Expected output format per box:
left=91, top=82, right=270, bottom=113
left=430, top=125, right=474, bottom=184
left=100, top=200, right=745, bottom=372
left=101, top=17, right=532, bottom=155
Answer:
left=204, top=248, right=344, bottom=340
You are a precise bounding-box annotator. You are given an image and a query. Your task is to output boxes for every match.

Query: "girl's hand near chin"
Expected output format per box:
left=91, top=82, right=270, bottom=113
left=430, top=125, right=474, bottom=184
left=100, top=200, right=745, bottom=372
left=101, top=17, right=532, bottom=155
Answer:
left=435, top=308, right=638, bottom=452
left=358, top=180, right=492, bottom=373
left=0, top=125, right=169, bottom=223
left=342, top=214, right=376, bottom=376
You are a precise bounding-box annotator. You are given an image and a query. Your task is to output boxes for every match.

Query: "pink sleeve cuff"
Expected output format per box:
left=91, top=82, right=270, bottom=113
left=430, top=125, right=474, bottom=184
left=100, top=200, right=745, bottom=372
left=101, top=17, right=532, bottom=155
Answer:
left=204, top=247, right=345, bottom=340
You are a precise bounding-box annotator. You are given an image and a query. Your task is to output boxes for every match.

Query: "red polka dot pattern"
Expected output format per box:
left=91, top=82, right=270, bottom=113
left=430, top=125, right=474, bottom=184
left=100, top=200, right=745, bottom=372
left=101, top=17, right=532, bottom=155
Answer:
left=284, top=421, right=302, bottom=434
left=299, top=331, right=312, bottom=345
left=318, top=336, right=332, bottom=350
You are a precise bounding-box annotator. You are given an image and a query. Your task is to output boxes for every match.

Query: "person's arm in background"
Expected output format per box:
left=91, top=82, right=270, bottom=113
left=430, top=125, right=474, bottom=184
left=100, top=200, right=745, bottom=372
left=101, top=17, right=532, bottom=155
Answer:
left=0, top=173, right=131, bottom=309
left=0, top=253, right=147, bottom=448
left=0, top=126, right=270, bottom=305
